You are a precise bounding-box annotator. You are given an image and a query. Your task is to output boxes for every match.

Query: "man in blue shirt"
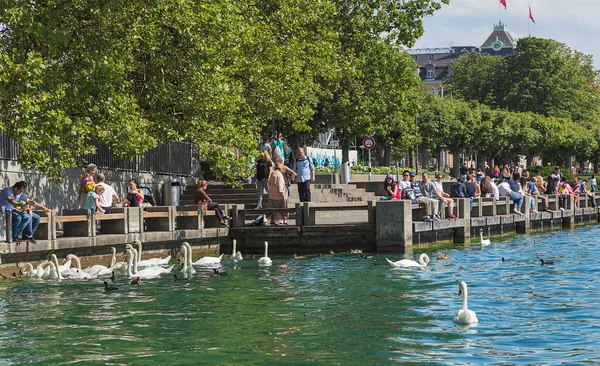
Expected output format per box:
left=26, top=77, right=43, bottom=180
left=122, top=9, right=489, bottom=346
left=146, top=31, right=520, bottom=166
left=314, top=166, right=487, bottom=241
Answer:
left=294, top=147, right=315, bottom=202
left=0, top=181, right=50, bottom=243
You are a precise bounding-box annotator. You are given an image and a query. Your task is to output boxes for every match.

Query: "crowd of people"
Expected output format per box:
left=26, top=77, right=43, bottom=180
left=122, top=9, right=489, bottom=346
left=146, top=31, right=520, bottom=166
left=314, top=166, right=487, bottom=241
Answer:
left=247, top=132, right=313, bottom=225
left=380, top=164, right=598, bottom=221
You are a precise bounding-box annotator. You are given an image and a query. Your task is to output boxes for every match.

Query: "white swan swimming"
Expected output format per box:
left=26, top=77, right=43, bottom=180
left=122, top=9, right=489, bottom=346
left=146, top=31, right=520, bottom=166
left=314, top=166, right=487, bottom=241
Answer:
left=133, top=240, right=171, bottom=267
left=231, top=239, right=243, bottom=262
left=386, top=253, right=430, bottom=268
left=47, top=255, right=65, bottom=281
left=257, top=241, right=272, bottom=266
left=20, top=262, right=49, bottom=279
left=180, top=243, right=196, bottom=274
left=190, top=243, right=224, bottom=266
left=479, top=229, right=491, bottom=246
left=108, top=247, right=117, bottom=267
left=125, top=249, right=174, bottom=279
left=453, top=281, right=479, bottom=325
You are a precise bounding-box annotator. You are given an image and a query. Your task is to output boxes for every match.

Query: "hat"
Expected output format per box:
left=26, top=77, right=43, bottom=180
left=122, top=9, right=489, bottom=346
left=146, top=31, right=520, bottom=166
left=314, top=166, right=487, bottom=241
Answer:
left=409, top=172, right=416, bottom=177
left=262, top=143, right=271, bottom=151
left=385, top=173, right=394, bottom=180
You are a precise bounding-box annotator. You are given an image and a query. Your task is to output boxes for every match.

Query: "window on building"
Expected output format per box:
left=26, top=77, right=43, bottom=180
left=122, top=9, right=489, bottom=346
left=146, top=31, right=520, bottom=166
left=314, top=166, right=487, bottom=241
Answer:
left=426, top=66, right=435, bottom=79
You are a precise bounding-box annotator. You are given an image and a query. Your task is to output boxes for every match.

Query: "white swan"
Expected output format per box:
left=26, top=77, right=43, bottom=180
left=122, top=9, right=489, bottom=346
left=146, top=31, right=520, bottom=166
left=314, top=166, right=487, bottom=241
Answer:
left=231, top=239, right=243, bottom=262
left=108, top=247, right=117, bottom=267
left=133, top=240, right=172, bottom=267
left=479, top=229, right=491, bottom=246
left=47, top=255, right=65, bottom=280
left=20, top=262, right=48, bottom=279
left=386, top=253, right=430, bottom=268
left=125, top=249, right=174, bottom=279
left=61, top=254, right=83, bottom=277
left=58, top=256, right=72, bottom=273
left=190, top=244, right=224, bottom=266
left=180, top=243, right=196, bottom=274
left=453, top=281, right=479, bottom=325
left=257, top=241, right=272, bottom=266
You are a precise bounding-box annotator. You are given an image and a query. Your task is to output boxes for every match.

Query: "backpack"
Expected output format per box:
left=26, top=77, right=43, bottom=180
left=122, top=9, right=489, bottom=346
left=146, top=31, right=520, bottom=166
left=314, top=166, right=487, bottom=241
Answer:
left=402, top=187, right=417, bottom=204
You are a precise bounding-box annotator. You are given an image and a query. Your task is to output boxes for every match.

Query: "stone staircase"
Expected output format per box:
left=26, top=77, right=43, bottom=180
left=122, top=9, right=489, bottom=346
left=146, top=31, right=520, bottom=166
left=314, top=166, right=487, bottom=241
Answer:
left=180, top=182, right=377, bottom=208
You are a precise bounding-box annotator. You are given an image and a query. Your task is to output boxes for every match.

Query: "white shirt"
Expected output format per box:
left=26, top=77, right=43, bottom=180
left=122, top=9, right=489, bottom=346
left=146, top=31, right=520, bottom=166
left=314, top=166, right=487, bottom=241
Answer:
left=96, top=182, right=117, bottom=207
left=497, top=182, right=512, bottom=197
left=487, top=181, right=500, bottom=200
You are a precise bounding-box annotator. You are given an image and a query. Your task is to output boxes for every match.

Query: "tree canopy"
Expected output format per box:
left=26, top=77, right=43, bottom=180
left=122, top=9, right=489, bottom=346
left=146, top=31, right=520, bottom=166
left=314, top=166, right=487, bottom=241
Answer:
left=0, top=0, right=448, bottom=179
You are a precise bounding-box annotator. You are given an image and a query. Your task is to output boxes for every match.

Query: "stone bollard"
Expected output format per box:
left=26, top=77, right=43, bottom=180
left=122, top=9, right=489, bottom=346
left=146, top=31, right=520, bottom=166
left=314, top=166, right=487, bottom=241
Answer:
left=453, top=198, right=471, bottom=243
left=294, top=203, right=303, bottom=227
left=376, top=200, right=412, bottom=252
left=562, top=195, right=575, bottom=228
left=516, top=194, right=531, bottom=234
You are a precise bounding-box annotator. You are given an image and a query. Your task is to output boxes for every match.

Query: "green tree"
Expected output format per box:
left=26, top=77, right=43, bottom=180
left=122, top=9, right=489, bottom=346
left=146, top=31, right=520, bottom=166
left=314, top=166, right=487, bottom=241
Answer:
left=445, top=52, right=503, bottom=105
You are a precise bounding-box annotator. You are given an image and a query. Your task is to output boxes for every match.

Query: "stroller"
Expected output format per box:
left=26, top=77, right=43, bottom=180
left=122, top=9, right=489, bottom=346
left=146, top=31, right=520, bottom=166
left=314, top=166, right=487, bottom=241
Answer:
left=138, top=185, right=156, bottom=206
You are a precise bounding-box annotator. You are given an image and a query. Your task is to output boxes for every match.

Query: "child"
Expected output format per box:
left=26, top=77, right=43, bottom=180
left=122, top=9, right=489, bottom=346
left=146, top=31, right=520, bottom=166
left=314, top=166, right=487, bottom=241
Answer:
left=83, top=185, right=106, bottom=213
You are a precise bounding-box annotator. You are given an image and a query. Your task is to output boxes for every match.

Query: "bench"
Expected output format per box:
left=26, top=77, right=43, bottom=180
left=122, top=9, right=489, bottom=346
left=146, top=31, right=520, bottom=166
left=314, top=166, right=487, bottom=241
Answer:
left=95, top=207, right=128, bottom=234
left=143, top=206, right=174, bottom=232
left=174, top=205, right=219, bottom=230
left=60, top=209, right=94, bottom=236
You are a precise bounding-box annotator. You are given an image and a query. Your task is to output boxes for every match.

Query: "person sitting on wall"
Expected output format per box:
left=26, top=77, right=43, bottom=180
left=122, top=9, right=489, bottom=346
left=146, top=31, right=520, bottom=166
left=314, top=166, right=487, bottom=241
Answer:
left=380, top=173, right=401, bottom=201
left=121, top=179, right=144, bottom=207
left=195, top=180, right=229, bottom=226
left=0, top=181, right=50, bottom=244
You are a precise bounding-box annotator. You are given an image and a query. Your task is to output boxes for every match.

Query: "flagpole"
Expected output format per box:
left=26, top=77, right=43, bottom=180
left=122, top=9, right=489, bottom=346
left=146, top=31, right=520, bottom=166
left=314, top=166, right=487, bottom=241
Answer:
left=498, top=0, right=501, bottom=23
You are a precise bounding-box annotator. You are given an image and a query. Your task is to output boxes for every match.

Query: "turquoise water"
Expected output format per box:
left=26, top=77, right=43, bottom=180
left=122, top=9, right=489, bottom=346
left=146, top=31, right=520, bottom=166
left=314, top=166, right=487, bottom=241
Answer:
left=2, top=226, right=600, bottom=364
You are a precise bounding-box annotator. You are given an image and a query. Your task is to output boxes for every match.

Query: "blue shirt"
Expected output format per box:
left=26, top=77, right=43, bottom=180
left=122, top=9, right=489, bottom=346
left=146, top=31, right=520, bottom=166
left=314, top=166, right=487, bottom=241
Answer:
left=0, top=187, right=28, bottom=211
left=295, top=157, right=314, bottom=183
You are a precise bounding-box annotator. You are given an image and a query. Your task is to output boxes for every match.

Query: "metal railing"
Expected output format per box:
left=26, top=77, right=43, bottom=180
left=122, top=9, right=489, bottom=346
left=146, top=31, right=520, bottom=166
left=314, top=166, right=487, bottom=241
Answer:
left=0, top=133, right=194, bottom=176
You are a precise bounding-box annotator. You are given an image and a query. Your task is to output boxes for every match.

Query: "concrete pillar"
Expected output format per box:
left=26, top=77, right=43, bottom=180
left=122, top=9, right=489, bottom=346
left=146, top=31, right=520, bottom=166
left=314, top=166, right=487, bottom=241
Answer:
left=294, top=203, right=303, bottom=227
left=2, top=211, right=12, bottom=242
left=231, top=204, right=244, bottom=228
left=376, top=200, right=412, bottom=252
left=127, top=207, right=143, bottom=233
left=453, top=198, right=470, bottom=243
left=516, top=194, right=530, bottom=234
left=302, top=203, right=312, bottom=226
left=563, top=195, right=575, bottom=228
left=367, top=200, right=376, bottom=224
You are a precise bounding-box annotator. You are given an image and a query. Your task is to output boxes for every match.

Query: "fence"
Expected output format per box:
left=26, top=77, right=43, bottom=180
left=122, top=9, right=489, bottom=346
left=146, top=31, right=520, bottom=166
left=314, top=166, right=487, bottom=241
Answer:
left=0, top=133, right=194, bottom=176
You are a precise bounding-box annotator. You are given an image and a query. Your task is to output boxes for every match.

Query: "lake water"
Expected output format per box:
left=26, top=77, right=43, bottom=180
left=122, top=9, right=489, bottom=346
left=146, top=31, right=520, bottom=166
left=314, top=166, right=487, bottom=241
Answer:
left=2, top=226, right=600, bottom=364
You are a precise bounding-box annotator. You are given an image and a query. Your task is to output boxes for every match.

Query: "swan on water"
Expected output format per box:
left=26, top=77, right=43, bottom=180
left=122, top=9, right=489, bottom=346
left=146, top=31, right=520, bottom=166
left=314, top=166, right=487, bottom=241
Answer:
left=231, top=239, right=243, bottom=262
left=179, top=243, right=196, bottom=274
left=20, top=262, right=48, bottom=279
left=46, top=255, right=64, bottom=281
left=386, top=253, right=430, bottom=268
left=479, top=229, right=491, bottom=246
left=188, top=241, right=224, bottom=266
left=108, top=247, right=117, bottom=267
left=125, top=249, right=174, bottom=279
left=453, top=281, right=478, bottom=325
left=133, top=240, right=171, bottom=267
left=257, top=241, right=272, bottom=266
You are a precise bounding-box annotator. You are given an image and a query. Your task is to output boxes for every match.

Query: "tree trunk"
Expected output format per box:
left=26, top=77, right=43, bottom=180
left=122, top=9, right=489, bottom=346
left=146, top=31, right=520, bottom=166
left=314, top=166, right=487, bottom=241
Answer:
left=341, top=138, right=350, bottom=164
left=383, top=144, right=391, bottom=167
left=452, top=152, right=461, bottom=178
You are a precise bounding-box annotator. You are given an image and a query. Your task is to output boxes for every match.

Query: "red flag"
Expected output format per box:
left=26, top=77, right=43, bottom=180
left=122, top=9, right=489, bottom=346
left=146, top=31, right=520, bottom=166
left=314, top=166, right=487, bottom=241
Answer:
left=529, top=4, right=536, bottom=23
left=500, top=0, right=507, bottom=9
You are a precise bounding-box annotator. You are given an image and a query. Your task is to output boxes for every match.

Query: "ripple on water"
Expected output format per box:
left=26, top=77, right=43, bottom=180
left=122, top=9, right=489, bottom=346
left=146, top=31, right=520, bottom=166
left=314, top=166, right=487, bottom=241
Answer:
left=3, top=227, right=600, bottom=363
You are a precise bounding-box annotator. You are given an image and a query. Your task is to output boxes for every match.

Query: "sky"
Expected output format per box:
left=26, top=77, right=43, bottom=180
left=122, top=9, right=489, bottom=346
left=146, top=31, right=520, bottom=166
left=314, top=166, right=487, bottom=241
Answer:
left=414, top=0, right=600, bottom=69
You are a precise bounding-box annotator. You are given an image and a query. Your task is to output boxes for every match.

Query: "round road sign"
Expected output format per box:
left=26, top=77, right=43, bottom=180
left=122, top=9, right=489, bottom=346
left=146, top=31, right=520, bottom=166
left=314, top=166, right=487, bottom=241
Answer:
left=363, top=137, right=375, bottom=150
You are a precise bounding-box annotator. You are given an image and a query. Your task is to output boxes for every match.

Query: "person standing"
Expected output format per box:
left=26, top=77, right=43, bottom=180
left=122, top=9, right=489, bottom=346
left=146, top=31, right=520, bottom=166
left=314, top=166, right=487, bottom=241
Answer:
left=95, top=173, right=119, bottom=214
left=283, top=139, right=294, bottom=169
left=268, top=164, right=287, bottom=225
left=295, top=147, right=315, bottom=202
left=78, top=163, right=97, bottom=207
left=271, top=132, right=285, bottom=162
left=0, top=181, right=50, bottom=243
left=255, top=150, right=273, bottom=209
